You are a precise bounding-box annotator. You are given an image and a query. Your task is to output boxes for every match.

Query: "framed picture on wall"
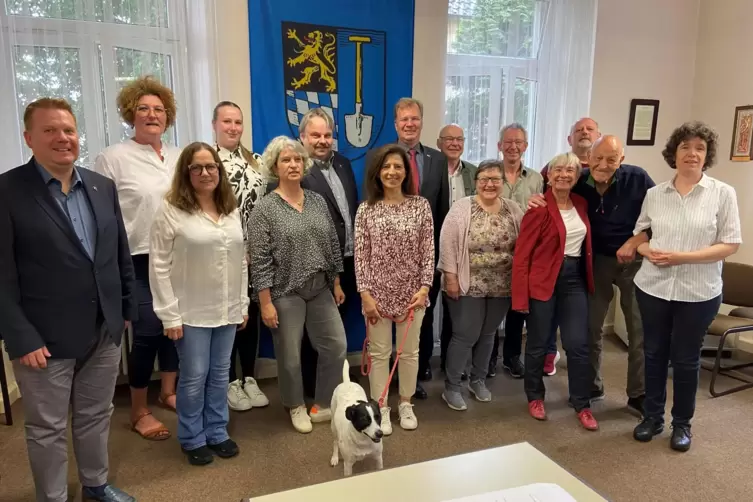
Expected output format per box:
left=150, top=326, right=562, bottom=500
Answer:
left=730, top=105, right=753, bottom=162
left=626, top=99, right=660, bottom=146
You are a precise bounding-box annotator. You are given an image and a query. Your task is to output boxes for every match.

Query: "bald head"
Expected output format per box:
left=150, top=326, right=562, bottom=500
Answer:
left=588, top=134, right=625, bottom=185
left=437, top=123, right=465, bottom=163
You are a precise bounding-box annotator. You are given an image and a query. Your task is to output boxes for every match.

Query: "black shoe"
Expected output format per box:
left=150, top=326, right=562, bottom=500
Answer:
left=670, top=424, right=692, bottom=452
left=208, top=438, right=239, bottom=458
left=591, top=389, right=605, bottom=401
left=487, top=362, right=497, bottom=378
left=461, top=372, right=469, bottom=381
left=502, top=358, right=524, bottom=379
left=82, top=485, right=136, bottom=502
left=627, top=395, right=645, bottom=416
left=182, top=445, right=215, bottom=466
left=414, top=382, right=428, bottom=400
left=418, top=367, right=432, bottom=382
left=633, top=417, right=664, bottom=442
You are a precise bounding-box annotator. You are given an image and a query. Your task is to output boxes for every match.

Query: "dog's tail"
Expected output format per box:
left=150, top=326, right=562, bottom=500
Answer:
left=342, top=359, right=351, bottom=383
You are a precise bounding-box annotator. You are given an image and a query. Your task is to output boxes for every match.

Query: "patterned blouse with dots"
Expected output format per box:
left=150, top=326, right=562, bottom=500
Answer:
left=247, top=190, right=343, bottom=301
left=217, top=145, right=266, bottom=242
left=354, top=196, right=435, bottom=318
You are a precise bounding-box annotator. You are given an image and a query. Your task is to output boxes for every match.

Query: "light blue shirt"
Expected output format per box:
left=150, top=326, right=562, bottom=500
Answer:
left=36, top=161, right=97, bottom=260
left=318, top=157, right=354, bottom=257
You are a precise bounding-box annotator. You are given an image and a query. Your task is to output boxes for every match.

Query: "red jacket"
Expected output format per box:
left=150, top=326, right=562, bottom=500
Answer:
left=512, top=190, right=594, bottom=312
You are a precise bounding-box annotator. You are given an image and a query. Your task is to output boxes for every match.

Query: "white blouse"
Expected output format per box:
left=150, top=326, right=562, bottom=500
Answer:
left=217, top=145, right=266, bottom=242
left=149, top=200, right=249, bottom=329
left=560, top=207, right=587, bottom=257
left=633, top=174, right=742, bottom=302
left=94, top=139, right=182, bottom=255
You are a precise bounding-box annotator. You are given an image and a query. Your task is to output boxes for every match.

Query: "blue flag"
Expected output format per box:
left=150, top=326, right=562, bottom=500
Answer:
left=248, top=0, right=415, bottom=358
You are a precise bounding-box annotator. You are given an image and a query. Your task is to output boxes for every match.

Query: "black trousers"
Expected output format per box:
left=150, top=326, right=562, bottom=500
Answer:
left=418, top=273, right=442, bottom=375
left=229, top=299, right=260, bottom=382
left=302, top=256, right=357, bottom=398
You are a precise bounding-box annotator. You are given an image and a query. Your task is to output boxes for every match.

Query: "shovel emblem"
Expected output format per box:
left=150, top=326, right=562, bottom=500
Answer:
left=345, top=35, right=373, bottom=148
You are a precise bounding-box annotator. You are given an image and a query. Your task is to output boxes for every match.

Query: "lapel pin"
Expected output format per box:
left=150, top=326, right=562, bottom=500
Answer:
left=93, top=185, right=98, bottom=191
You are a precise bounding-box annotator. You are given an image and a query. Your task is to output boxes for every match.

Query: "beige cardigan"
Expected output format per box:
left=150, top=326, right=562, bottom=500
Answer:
left=437, top=195, right=524, bottom=295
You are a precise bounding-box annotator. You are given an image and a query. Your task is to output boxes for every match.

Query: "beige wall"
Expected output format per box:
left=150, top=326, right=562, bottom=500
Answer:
left=691, top=0, right=753, bottom=265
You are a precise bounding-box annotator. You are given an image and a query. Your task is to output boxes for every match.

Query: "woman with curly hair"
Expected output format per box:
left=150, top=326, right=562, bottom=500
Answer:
left=632, top=121, right=741, bottom=452
left=211, top=101, right=269, bottom=413
left=94, top=75, right=181, bottom=441
left=247, top=136, right=346, bottom=434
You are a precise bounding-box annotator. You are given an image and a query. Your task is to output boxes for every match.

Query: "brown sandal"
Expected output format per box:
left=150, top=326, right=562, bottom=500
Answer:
left=158, top=392, right=177, bottom=412
left=131, top=411, right=171, bottom=441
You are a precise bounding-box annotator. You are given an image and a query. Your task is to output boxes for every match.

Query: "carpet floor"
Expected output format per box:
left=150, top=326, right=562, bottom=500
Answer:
left=1, top=334, right=752, bottom=502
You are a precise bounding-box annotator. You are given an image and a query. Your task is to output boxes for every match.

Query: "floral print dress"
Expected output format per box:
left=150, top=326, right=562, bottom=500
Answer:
left=467, top=198, right=517, bottom=297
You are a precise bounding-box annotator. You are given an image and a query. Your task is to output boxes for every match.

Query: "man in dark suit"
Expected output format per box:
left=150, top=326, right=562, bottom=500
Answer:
left=0, top=98, right=136, bottom=502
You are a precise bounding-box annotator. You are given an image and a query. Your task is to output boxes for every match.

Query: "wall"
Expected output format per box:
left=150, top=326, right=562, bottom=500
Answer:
left=691, top=0, right=753, bottom=265
left=590, top=0, right=700, bottom=184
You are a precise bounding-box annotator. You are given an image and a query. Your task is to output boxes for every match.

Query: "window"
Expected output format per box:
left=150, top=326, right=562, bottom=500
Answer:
left=1, top=0, right=187, bottom=168
left=445, top=0, right=543, bottom=165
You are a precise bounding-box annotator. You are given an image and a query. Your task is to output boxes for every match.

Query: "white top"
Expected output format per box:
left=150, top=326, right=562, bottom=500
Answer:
left=449, top=163, right=466, bottom=206
left=148, top=200, right=249, bottom=329
left=560, top=208, right=587, bottom=257
left=633, top=174, right=742, bottom=302
left=94, top=139, right=182, bottom=255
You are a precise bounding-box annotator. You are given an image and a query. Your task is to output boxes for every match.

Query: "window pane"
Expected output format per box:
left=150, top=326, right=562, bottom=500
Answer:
left=5, top=0, right=104, bottom=22
left=13, top=45, right=90, bottom=165
left=112, top=0, right=169, bottom=27
left=445, top=74, right=497, bottom=164
left=448, top=0, right=537, bottom=58
left=514, top=77, right=537, bottom=164
left=5, top=0, right=168, bottom=26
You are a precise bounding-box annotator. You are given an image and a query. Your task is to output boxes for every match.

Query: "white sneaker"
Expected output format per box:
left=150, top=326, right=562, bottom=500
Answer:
left=242, top=377, right=269, bottom=407
left=309, top=405, right=332, bottom=423
left=227, top=379, right=253, bottom=411
left=380, top=407, right=393, bottom=436
left=398, top=402, right=418, bottom=430
left=290, top=406, right=312, bottom=433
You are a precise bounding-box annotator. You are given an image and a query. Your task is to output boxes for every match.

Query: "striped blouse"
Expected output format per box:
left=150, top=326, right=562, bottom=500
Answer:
left=633, top=174, right=742, bottom=302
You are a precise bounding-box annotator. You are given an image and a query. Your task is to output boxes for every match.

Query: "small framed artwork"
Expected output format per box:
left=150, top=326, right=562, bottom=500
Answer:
left=626, top=99, right=660, bottom=146
left=730, top=105, right=753, bottom=162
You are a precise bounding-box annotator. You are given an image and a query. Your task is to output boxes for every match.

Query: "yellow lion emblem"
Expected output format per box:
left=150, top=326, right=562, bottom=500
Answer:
left=286, top=28, right=337, bottom=92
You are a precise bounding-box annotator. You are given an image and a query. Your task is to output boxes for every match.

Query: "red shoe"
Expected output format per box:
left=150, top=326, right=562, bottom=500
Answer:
left=578, top=409, right=599, bottom=431
left=528, top=400, right=546, bottom=420
left=544, top=351, right=560, bottom=376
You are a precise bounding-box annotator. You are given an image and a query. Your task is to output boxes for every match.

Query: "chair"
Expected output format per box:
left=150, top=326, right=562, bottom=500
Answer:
left=702, top=262, right=753, bottom=397
left=0, top=338, right=13, bottom=425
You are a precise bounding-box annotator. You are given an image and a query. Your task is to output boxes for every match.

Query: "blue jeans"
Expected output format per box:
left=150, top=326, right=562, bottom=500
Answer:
left=524, top=257, right=591, bottom=411
left=175, top=324, right=237, bottom=450
left=635, top=288, right=720, bottom=427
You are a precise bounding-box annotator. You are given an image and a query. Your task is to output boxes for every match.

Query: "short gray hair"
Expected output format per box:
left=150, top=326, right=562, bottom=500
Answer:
left=499, top=122, right=528, bottom=143
left=570, top=117, right=599, bottom=136
left=394, top=97, right=423, bottom=121
left=546, top=152, right=583, bottom=178
left=298, top=108, right=335, bottom=136
left=260, top=135, right=313, bottom=181
left=475, top=159, right=504, bottom=179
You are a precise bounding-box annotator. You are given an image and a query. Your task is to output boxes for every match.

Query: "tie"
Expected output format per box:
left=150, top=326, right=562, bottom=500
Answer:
left=409, top=149, right=419, bottom=194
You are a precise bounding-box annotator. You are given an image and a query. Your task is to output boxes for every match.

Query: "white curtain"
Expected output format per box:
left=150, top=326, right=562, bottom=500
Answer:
left=531, top=0, right=598, bottom=170
left=0, top=0, right=219, bottom=172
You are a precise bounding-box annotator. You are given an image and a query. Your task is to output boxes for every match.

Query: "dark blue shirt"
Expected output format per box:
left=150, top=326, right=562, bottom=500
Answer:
left=35, top=161, right=97, bottom=260
left=572, top=164, right=655, bottom=257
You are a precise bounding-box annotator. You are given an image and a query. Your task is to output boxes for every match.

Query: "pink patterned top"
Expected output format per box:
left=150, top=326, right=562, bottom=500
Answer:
left=354, top=196, right=435, bottom=318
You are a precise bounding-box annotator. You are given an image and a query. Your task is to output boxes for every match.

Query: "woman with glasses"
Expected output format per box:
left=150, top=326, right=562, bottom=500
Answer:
left=94, top=76, right=181, bottom=441
left=512, top=152, right=597, bottom=431
left=149, top=142, right=248, bottom=465
left=437, top=160, right=523, bottom=411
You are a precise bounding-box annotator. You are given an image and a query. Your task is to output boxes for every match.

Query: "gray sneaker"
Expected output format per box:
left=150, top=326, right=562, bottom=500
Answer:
left=469, top=380, right=492, bottom=402
left=442, top=390, right=467, bottom=411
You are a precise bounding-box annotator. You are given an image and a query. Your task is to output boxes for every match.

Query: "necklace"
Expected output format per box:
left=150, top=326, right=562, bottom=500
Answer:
left=277, top=189, right=304, bottom=209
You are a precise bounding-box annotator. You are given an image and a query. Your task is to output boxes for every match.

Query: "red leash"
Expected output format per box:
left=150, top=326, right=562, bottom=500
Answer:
left=360, top=309, right=416, bottom=409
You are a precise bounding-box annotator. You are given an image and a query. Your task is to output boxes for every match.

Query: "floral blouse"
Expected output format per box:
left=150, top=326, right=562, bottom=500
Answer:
left=217, top=145, right=266, bottom=242
left=354, top=196, right=435, bottom=318
left=467, top=199, right=517, bottom=297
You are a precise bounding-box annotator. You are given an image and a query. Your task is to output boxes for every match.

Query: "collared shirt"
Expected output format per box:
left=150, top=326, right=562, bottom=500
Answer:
left=149, top=200, right=249, bottom=329
left=572, top=164, right=655, bottom=256
left=217, top=145, right=266, bottom=242
left=94, top=139, right=182, bottom=255
left=317, top=155, right=354, bottom=257
left=448, top=161, right=466, bottom=206
left=501, top=164, right=544, bottom=209
left=399, top=141, right=425, bottom=186
left=35, top=161, right=96, bottom=259
left=633, top=174, right=742, bottom=302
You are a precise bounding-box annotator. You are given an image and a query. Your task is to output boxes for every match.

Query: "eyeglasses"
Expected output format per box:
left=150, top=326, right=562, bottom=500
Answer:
left=477, top=177, right=502, bottom=185
left=439, top=136, right=465, bottom=143
left=189, top=163, right=220, bottom=175
left=502, top=140, right=526, bottom=147
left=135, top=105, right=166, bottom=116
left=550, top=166, right=578, bottom=175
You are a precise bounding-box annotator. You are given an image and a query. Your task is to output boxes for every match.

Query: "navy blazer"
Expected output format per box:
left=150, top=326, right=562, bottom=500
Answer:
left=0, top=159, right=136, bottom=360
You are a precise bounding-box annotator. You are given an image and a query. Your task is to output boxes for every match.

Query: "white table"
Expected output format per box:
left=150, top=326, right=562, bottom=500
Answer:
left=247, top=442, right=607, bottom=501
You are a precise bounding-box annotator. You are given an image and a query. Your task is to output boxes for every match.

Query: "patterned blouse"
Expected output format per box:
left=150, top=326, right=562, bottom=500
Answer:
left=467, top=199, right=517, bottom=297
left=247, top=190, right=343, bottom=301
left=217, top=145, right=266, bottom=242
left=354, top=196, right=435, bottom=318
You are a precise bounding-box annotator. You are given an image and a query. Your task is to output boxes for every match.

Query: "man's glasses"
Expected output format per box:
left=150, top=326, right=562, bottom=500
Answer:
left=440, top=136, right=465, bottom=143
left=189, top=163, right=220, bottom=175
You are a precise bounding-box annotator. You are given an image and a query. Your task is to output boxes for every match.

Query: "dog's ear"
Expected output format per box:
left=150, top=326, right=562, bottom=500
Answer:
left=345, top=404, right=356, bottom=422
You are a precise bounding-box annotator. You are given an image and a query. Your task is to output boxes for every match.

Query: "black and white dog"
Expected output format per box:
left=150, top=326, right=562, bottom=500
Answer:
left=330, top=360, right=384, bottom=476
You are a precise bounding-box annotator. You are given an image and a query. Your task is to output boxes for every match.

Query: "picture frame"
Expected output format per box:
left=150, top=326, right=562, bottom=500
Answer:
left=730, top=105, right=753, bottom=162
left=626, top=99, right=660, bottom=146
